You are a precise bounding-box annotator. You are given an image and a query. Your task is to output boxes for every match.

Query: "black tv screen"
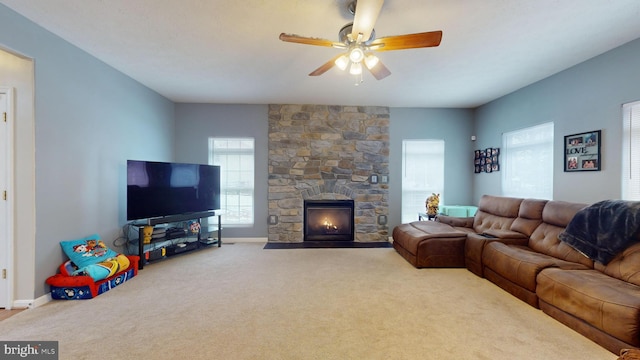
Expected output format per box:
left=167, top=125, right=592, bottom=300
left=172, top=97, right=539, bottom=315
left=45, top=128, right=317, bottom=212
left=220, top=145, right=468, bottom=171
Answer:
left=127, top=160, right=221, bottom=221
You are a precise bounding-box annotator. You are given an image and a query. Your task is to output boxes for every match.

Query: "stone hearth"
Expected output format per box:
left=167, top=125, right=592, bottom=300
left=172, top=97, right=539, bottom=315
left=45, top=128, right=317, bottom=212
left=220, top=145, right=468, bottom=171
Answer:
left=268, top=104, right=389, bottom=243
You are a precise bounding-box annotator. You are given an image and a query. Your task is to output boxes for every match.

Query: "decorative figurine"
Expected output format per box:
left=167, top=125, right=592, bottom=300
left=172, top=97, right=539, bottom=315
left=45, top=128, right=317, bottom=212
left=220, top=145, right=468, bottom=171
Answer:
left=425, top=193, right=440, bottom=220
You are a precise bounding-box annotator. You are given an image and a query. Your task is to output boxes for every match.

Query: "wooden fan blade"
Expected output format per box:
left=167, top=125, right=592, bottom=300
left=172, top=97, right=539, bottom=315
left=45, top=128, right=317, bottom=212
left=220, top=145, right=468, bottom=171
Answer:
left=369, top=31, right=442, bottom=51
left=351, top=0, right=384, bottom=42
left=367, top=59, right=391, bottom=80
left=309, top=54, right=344, bottom=76
left=279, top=33, right=344, bottom=48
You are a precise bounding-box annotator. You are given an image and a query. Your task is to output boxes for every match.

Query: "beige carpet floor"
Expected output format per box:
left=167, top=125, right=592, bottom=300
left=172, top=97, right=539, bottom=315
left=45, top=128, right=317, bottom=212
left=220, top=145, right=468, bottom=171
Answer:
left=0, top=243, right=617, bottom=359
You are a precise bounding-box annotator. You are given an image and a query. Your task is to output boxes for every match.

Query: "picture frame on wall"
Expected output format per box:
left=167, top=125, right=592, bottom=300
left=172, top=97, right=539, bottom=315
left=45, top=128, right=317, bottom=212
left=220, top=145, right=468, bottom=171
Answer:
left=564, top=130, right=601, bottom=172
left=474, top=147, right=500, bottom=173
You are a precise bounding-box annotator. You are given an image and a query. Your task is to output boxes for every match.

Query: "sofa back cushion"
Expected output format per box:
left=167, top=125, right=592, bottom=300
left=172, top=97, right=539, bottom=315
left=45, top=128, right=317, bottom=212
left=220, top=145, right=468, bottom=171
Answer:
left=595, top=241, right=640, bottom=286
left=510, top=198, right=548, bottom=237
left=473, top=195, right=523, bottom=233
left=528, top=200, right=593, bottom=267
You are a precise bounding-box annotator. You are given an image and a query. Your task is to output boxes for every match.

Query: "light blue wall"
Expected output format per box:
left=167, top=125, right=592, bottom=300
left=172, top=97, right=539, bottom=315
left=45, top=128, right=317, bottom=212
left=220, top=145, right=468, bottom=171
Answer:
left=473, top=37, right=640, bottom=204
left=389, top=108, right=475, bottom=229
left=4, top=0, right=640, bottom=300
left=174, top=103, right=269, bottom=238
left=0, top=4, right=175, bottom=298
left=173, top=104, right=474, bottom=237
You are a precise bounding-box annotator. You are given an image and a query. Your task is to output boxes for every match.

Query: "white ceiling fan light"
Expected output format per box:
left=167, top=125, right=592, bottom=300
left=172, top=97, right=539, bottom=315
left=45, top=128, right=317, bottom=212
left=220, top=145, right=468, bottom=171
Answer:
left=335, top=54, right=350, bottom=70
left=349, top=61, right=363, bottom=75
left=364, top=53, right=379, bottom=69
left=348, top=47, right=365, bottom=63
left=279, top=0, right=443, bottom=83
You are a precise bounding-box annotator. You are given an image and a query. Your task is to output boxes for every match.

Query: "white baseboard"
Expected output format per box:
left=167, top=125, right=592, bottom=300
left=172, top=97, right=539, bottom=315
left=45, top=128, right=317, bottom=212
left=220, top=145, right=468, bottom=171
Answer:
left=12, top=299, right=33, bottom=309
left=13, top=294, right=51, bottom=309
left=224, top=237, right=267, bottom=243
left=33, top=293, right=52, bottom=308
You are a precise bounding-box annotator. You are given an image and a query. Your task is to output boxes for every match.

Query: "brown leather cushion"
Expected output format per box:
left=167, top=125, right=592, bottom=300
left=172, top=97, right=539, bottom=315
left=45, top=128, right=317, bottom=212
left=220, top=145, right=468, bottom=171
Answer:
left=526, top=200, right=593, bottom=268
left=483, top=242, right=589, bottom=292
left=541, top=200, right=587, bottom=228
left=528, top=222, right=594, bottom=267
left=482, top=228, right=527, bottom=239
left=437, top=215, right=473, bottom=228
left=392, top=221, right=465, bottom=255
left=537, top=268, right=640, bottom=347
left=597, top=242, right=640, bottom=287
left=510, top=198, right=548, bottom=236
left=477, top=195, right=523, bottom=217
left=473, top=195, right=523, bottom=233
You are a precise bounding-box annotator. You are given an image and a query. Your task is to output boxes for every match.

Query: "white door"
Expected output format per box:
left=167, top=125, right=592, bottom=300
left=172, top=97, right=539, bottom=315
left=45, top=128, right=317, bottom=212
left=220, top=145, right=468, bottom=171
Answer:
left=0, top=88, right=14, bottom=309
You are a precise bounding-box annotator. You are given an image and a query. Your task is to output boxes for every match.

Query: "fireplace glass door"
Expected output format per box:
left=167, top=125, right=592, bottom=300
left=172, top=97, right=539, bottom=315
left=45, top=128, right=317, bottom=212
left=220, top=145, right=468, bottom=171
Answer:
left=304, top=200, right=355, bottom=241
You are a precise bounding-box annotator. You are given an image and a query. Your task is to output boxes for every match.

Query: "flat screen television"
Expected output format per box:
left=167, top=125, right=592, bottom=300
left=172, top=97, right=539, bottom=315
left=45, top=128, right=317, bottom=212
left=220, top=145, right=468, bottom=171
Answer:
left=127, top=160, right=221, bottom=221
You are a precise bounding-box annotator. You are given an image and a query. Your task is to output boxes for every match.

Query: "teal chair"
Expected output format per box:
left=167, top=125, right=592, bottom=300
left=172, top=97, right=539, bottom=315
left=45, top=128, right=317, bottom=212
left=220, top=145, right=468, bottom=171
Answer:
left=440, top=205, right=478, bottom=217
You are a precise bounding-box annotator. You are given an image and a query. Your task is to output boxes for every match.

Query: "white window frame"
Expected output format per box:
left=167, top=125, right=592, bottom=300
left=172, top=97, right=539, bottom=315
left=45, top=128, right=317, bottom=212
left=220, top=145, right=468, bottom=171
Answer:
left=208, top=137, right=255, bottom=227
left=501, top=122, right=554, bottom=199
left=401, top=139, right=445, bottom=223
left=622, top=101, right=640, bottom=200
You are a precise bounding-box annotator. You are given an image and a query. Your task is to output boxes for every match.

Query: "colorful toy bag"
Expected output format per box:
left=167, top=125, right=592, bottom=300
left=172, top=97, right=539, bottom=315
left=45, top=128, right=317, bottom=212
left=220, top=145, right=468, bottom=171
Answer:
left=46, top=255, right=139, bottom=300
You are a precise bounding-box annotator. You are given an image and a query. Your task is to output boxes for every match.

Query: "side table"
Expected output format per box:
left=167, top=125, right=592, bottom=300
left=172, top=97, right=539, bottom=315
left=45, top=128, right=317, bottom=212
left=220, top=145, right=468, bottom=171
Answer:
left=418, top=212, right=436, bottom=221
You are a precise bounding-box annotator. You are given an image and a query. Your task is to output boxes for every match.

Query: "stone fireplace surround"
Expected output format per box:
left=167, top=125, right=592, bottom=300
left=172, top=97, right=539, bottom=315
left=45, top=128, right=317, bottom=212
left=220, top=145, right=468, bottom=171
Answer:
left=268, top=104, right=389, bottom=243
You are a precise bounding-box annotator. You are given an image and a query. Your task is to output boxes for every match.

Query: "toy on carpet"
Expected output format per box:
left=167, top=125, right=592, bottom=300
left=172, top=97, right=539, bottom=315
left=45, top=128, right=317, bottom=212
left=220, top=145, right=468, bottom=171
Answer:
left=425, top=193, right=440, bottom=220
left=46, top=234, right=139, bottom=300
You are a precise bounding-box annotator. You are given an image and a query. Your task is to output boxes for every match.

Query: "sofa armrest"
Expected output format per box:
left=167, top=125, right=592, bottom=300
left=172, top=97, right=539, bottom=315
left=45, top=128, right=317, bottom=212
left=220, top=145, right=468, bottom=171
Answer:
left=437, top=215, right=474, bottom=228
left=482, top=228, right=528, bottom=240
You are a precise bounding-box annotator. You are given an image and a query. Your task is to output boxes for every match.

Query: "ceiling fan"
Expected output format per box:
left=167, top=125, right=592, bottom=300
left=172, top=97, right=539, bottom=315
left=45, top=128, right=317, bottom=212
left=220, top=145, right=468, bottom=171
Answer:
left=279, top=0, right=442, bottom=83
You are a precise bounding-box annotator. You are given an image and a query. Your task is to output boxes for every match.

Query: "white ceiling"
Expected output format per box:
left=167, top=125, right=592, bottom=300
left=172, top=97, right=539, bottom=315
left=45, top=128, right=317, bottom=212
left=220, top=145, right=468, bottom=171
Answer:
left=3, top=0, right=640, bottom=108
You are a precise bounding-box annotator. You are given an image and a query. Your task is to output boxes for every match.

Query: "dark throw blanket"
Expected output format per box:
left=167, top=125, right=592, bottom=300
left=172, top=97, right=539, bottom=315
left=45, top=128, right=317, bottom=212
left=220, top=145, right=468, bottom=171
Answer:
left=558, top=200, right=640, bottom=264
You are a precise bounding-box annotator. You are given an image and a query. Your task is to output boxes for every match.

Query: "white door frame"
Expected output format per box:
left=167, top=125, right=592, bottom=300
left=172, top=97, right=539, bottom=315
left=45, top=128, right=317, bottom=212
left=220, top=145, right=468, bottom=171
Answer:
left=0, top=87, right=15, bottom=309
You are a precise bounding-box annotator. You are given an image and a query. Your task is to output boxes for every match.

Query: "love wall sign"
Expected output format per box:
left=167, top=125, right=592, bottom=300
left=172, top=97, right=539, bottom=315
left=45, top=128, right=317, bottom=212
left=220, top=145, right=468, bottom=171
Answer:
left=564, top=130, right=601, bottom=172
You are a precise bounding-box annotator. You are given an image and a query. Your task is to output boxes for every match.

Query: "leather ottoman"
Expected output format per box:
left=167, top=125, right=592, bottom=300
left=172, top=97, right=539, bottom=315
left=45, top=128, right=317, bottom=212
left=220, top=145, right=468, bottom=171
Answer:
left=392, top=221, right=468, bottom=268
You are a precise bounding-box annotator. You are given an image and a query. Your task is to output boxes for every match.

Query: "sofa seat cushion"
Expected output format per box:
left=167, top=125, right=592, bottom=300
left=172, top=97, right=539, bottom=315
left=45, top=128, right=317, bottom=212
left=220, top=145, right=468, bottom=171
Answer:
left=482, top=242, right=590, bottom=292
left=537, top=268, right=640, bottom=346
left=465, top=233, right=529, bottom=277
left=392, top=221, right=466, bottom=255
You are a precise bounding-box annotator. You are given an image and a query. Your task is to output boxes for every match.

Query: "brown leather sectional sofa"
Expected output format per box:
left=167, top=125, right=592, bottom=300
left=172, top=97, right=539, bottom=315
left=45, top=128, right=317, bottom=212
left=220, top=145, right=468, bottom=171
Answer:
left=392, top=194, right=640, bottom=354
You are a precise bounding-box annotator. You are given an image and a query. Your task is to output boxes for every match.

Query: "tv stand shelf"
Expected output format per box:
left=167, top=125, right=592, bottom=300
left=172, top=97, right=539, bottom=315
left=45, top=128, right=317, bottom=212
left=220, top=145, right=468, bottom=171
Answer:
left=134, top=211, right=222, bottom=269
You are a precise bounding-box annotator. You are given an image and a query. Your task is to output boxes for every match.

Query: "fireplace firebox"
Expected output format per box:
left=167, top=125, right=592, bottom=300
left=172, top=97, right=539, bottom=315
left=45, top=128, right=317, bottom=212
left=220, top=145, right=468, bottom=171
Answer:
left=304, top=200, right=355, bottom=241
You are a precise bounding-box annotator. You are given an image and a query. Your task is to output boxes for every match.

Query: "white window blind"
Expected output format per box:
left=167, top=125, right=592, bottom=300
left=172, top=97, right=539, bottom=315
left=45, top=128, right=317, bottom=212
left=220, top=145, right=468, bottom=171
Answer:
left=208, top=138, right=255, bottom=227
left=502, top=122, right=554, bottom=199
left=623, top=101, right=640, bottom=200
left=401, top=140, right=444, bottom=223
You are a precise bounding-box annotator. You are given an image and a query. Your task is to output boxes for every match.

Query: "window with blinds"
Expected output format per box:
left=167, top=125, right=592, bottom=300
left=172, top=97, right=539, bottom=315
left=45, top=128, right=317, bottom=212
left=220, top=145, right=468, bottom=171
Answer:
left=501, top=122, right=554, bottom=199
left=208, top=138, right=255, bottom=226
left=401, top=140, right=444, bottom=223
left=623, top=101, right=640, bottom=200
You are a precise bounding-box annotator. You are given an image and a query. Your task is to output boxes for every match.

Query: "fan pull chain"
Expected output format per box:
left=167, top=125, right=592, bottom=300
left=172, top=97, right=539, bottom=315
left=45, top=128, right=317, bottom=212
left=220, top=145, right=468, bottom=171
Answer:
left=354, top=72, right=363, bottom=86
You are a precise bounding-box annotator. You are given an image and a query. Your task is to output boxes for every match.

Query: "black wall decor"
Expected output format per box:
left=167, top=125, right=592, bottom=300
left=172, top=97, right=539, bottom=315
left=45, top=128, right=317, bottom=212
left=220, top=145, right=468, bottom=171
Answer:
left=474, top=148, right=500, bottom=173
